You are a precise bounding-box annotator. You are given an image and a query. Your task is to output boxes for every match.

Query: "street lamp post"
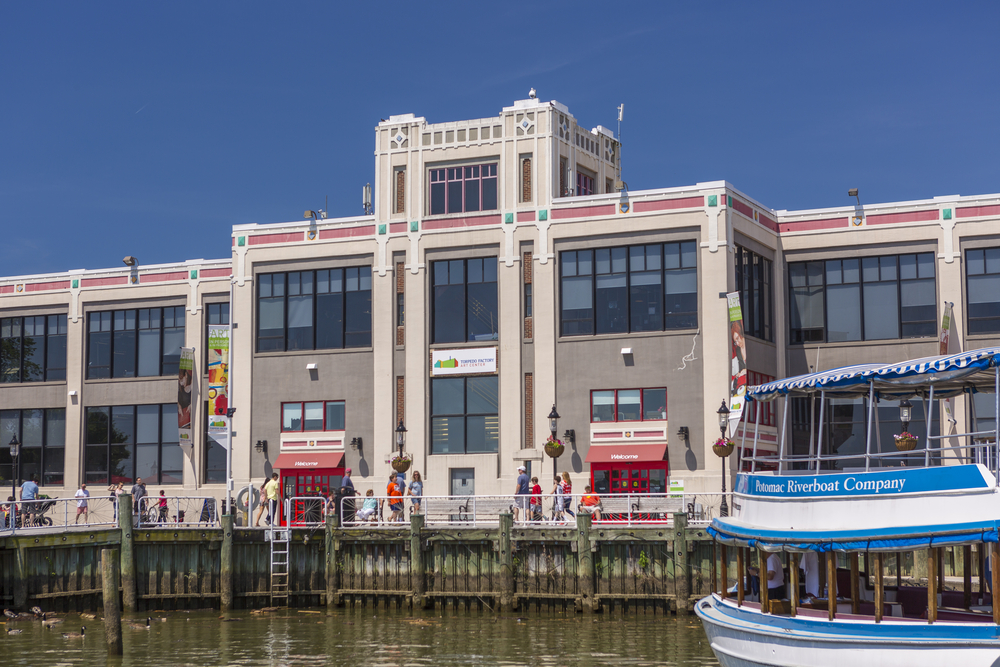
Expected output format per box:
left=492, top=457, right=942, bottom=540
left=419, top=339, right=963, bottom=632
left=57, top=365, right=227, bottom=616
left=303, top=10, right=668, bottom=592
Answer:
left=715, top=401, right=731, bottom=517
left=395, top=419, right=407, bottom=457
left=9, top=435, right=20, bottom=524
left=546, top=405, right=560, bottom=485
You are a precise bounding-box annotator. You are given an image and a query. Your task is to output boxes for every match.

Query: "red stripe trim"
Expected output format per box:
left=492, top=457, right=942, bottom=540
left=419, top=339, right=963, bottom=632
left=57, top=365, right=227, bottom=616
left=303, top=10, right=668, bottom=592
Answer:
left=592, top=431, right=623, bottom=439
left=779, top=218, right=845, bottom=233
left=201, top=268, right=231, bottom=278
left=423, top=215, right=501, bottom=230
left=389, top=222, right=408, bottom=234
left=550, top=204, right=616, bottom=219
left=517, top=211, right=536, bottom=222
left=866, top=210, right=939, bottom=225
left=319, top=225, right=376, bottom=239
left=81, top=276, right=128, bottom=287
left=142, top=271, right=187, bottom=283
left=248, top=232, right=302, bottom=245
left=957, top=205, right=1000, bottom=218
left=731, top=199, right=755, bottom=219
left=0, top=286, right=13, bottom=294
left=26, top=281, right=71, bottom=292
left=632, top=196, right=704, bottom=213
left=758, top=212, right=778, bottom=232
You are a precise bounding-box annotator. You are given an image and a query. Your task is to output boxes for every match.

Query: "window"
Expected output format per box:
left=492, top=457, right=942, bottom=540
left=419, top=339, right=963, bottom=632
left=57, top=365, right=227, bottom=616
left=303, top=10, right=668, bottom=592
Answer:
left=0, top=408, right=65, bottom=486
left=432, top=258, right=499, bottom=343
left=591, top=388, right=667, bottom=423
left=203, top=403, right=226, bottom=484
left=577, top=171, right=594, bottom=196
left=429, top=163, right=498, bottom=215
left=745, top=371, right=775, bottom=427
left=257, top=267, right=372, bottom=352
left=394, top=168, right=406, bottom=214
left=967, top=247, right=1000, bottom=334
left=560, top=241, right=697, bottom=336
left=735, top=246, right=773, bottom=342
left=87, top=307, right=185, bottom=379
left=0, top=314, right=67, bottom=383
left=520, top=156, right=532, bottom=203
left=431, top=376, right=499, bottom=454
left=85, top=404, right=182, bottom=484
left=281, top=401, right=345, bottom=432
left=524, top=283, right=532, bottom=318
left=789, top=252, right=936, bottom=344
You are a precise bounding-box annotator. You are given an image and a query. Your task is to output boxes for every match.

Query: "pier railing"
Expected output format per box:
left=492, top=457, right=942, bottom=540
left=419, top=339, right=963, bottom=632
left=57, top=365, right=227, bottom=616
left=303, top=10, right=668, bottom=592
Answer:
left=137, top=496, right=220, bottom=527
left=338, top=492, right=730, bottom=527
left=0, top=496, right=118, bottom=533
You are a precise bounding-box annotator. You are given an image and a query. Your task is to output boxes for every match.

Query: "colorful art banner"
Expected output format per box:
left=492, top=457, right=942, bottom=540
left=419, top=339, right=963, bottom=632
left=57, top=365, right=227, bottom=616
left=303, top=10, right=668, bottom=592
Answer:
left=178, top=347, right=195, bottom=453
left=727, top=291, right=747, bottom=437
left=208, top=325, right=230, bottom=449
left=431, top=347, right=497, bottom=376
left=940, top=302, right=956, bottom=424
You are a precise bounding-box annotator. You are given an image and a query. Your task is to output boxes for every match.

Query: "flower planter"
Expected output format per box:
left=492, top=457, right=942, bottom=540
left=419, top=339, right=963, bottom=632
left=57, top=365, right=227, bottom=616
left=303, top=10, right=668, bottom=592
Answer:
left=391, top=457, right=412, bottom=473
left=544, top=442, right=565, bottom=458
left=894, top=436, right=917, bottom=452
left=713, top=441, right=735, bottom=458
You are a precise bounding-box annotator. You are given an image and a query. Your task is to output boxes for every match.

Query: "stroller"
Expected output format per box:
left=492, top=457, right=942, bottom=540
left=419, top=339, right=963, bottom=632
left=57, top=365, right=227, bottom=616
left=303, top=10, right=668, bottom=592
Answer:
left=18, top=495, right=55, bottom=528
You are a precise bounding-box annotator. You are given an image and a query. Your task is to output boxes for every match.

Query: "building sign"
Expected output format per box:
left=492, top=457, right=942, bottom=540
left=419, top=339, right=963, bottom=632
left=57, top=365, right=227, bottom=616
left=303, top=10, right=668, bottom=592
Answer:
left=727, top=291, right=747, bottom=437
left=208, top=325, right=230, bottom=450
left=177, top=347, right=195, bottom=453
left=735, top=465, right=990, bottom=499
left=431, top=347, right=497, bottom=376
left=669, top=480, right=685, bottom=498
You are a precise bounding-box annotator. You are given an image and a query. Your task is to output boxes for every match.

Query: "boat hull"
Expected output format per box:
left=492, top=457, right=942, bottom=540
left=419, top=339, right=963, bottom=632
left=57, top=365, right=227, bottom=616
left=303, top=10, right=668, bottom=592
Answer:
left=696, top=594, right=1000, bottom=667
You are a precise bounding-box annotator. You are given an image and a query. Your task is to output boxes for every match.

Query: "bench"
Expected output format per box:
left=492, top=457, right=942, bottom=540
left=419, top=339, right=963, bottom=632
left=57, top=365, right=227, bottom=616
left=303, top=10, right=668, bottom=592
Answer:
left=421, top=497, right=515, bottom=525
left=585, top=496, right=683, bottom=523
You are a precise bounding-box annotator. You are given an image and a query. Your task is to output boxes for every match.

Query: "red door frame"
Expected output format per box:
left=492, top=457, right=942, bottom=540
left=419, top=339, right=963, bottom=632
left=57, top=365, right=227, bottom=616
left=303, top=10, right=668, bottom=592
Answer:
left=278, top=467, right=344, bottom=526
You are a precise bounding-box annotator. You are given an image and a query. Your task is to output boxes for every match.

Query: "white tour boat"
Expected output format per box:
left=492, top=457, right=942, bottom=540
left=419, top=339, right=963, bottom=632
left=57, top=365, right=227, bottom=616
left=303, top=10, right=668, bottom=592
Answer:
left=696, top=346, right=1000, bottom=667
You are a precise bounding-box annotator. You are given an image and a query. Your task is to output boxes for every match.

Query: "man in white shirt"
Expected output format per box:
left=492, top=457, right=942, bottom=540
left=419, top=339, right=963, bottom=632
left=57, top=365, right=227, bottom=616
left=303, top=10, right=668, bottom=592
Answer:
left=74, top=483, right=90, bottom=525
left=800, top=551, right=821, bottom=598
left=766, top=552, right=787, bottom=599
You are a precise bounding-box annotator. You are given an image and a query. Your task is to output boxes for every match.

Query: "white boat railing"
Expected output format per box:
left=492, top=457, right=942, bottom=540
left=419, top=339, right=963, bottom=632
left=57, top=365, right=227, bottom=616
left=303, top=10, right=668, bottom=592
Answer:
left=337, top=492, right=728, bottom=527
left=137, top=496, right=220, bottom=527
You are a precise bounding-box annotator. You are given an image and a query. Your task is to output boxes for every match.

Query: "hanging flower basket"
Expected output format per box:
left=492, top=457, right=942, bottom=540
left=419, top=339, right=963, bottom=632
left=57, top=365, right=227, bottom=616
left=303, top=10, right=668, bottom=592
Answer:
left=543, top=437, right=565, bottom=458
left=712, top=438, right=735, bottom=458
left=894, top=432, right=918, bottom=452
left=391, top=454, right=412, bottom=473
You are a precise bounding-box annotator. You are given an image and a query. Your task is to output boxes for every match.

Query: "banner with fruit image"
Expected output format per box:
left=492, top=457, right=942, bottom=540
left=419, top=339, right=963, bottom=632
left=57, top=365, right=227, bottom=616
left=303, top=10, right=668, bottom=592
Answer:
left=178, top=347, right=195, bottom=454
left=208, top=325, right=230, bottom=450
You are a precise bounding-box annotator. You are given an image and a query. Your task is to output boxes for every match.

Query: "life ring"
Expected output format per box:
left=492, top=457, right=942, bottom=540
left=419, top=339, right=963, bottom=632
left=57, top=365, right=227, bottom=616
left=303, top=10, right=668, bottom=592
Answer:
left=236, top=486, right=261, bottom=513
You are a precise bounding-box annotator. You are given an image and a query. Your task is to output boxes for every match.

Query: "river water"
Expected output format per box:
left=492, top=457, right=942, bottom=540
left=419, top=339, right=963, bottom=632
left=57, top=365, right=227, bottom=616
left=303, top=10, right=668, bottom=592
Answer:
left=2, top=608, right=719, bottom=666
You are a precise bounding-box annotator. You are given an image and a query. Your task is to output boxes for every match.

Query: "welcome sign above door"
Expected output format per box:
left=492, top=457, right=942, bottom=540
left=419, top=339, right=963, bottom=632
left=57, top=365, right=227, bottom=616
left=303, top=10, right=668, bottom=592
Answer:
left=431, top=347, right=498, bottom=376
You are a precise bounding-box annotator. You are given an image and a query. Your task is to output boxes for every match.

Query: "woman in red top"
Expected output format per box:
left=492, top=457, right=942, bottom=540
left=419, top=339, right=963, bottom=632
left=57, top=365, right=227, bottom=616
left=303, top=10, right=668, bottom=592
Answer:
left=529, top=477, right=542, bottom=522
left=560, top=471, right=576, bottom=520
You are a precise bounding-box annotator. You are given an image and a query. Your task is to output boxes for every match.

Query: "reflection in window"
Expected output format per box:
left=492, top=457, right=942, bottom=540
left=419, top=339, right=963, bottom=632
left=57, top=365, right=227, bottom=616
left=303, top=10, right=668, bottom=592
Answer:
left=0, top=315, right=67, bottom=383
left=561, top=242, right=697, bottom=336
left=431, top=376, right=499, bottom=454
left=967, top=248, right=1000, bottom=334
left=87, top=307, right=185, bottom=379
left=590, top=388, right=667, bottom=423
left=432, top=258, right=499, bottom=343
left=0, top=408, right=65, bottom=486
left=281, top=401, right=346, bottom=432
left=257, top=268, right=372, bottom=352
left=429, top=164, right=498, bottom=215
left=789, top=252, right=935, bottom=344
left=85, top=404, right=181, bottom=485
left=735, top=246, right=773, bottom=342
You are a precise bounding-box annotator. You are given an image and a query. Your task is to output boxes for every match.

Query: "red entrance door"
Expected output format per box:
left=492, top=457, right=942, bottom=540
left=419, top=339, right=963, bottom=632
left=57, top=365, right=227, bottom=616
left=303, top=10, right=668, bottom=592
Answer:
left=591, top=462, right=668, bottom=495
left=279, top=469, right=343, bottom=526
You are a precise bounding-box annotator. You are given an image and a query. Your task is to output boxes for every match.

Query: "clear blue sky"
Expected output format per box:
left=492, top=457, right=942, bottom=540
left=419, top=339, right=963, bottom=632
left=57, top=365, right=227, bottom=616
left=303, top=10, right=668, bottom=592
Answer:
left=2, top=1, right=997, bottom=277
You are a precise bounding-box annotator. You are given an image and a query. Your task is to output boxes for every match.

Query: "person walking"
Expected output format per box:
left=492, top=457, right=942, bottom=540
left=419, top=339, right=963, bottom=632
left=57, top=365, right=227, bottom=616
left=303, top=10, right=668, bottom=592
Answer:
left=342, top=468, right=355, bottom=494
left=560, top=471, right=575, bottom=521
left=21, top=474, right=40, bottom=525
left=108, top=482, right=124, bottom=521
left=157, top=490, right=169, bottom=523
left=513, top=466, right=529, bottom=521
left=386, top=473, right=404, bottom=522
left=551, top=475, right=565, bottom=522
left=529, top=477, right=543, bottom=522
left=407, top=471, right=423, bottom=514
left=263, top=473, right=281, bottom=526
left=253, top=477, right=269, bottom=527
left=131, top=477, right=146, bottom=522
left=74, top=483, right=90, bottom=525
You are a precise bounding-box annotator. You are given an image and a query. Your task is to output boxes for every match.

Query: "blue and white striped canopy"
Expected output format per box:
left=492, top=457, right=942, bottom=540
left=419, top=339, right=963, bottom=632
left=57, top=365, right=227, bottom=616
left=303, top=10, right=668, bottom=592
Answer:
left=748, top=347, right=1000, bottom=402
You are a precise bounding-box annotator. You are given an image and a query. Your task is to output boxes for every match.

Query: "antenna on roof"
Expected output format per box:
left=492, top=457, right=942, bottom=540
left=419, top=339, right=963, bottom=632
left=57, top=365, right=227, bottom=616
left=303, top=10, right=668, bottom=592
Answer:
left=615, top=104, right=627, bottom=193
left=363, top=183, right=373, bottom=215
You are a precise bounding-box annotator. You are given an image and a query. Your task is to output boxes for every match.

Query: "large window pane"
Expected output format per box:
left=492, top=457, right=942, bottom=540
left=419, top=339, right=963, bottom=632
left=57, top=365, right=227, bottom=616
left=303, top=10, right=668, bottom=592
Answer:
left=344, top=268, right=372, bottom=348
left=826, top=284, right=861, bottom=342
left=316, top=292, right=344, bottom=349
left=432, top=378, right=465, bottom=415
left=431, top=416, right=465, bottom=454
left=643, top=389, right=667, bottom=420
left=161, top=309, right=184, bottom=376
left=138, top=329, right=160, bottom=377
left=466, top=376, right=498, bottom=414
left=595, top=274, right=628, bottom=334
left=664, top=266, right=698, bottom=329
left=617, top=390, right=641, bottom=421
left=592, top=391, right=615, bottom=422
left=561, top=276, right=594, bottom=335
left=466, top=415, right=499, bottom=452
left=304, top=402, right=324, bottom=430
left=968, top=248, right=1000, bottom=335
left=325, top=402, right=345, bottom=430
left=136, top=405, right=160, bottom=444
left=283, top=404, right=302, bottom=431
left=863, top=282, right=899, bottom=340
left=112, top=310, right=137, bottom=378
left=287, top=294, right=314, bottom=350
left=258, top=297, right=285, bottom=351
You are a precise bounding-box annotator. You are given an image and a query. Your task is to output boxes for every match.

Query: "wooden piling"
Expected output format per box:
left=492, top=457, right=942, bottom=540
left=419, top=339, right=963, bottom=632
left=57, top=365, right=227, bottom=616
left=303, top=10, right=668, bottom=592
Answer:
left=410, top=514, right=425, bottom=609
left=826, top=551, right=836, bottom=621
left=576, top=513, right=595, bottom=613
left=102, top=548, right=123, bottom=656
left=928, top=547, right=938, bottom=624
left=220, top=514, right=234, bottom=611
left=673, top=512, right=689, bottom=614
left=874, top=552, right=884, bottom=623
left=118, top=493, right=137, bottom=612
left=498, top=513, right=514, bottom=612
left=789, top=552, right=798, bottom=616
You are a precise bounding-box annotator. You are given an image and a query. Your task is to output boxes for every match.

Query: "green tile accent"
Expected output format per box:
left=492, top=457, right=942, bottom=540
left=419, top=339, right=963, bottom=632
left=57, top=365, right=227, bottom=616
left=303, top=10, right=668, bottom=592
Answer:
left=410, top=220, right=419, bottom=232
left=378, top=224, right=387, bottom=235
left=504, top=213, right=514, bottom=224
left=538, top=209, right=548, bottom=221
left=190, top=270, right=198, bottom=280
left=237, top=236, right=245, bottom=247
left=727, top=196, right=733, bottom=207
left=72, top=279, right=79, bottom=289
left=943, top=208, right=952, bottom=220
left=708, top=195, right=718, bottom=207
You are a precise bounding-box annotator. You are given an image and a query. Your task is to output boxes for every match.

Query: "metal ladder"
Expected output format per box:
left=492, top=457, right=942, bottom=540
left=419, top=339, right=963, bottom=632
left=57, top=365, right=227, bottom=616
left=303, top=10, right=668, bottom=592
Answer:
left=268, top=528, right=290, bottom=606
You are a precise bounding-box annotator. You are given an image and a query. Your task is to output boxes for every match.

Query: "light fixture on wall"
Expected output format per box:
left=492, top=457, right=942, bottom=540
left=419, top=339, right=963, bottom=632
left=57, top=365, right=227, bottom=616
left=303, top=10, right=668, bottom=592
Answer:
left=350, top=437, right=363, bottom=452
left=254, top=439, right=267, bottom=454
left=122, top=256, right=137, bottom=267
left=306, top=363, right=318, bottom=370
left=563, top=429, right=576, bottom=447
left=677, top=426, right=689, bottom=441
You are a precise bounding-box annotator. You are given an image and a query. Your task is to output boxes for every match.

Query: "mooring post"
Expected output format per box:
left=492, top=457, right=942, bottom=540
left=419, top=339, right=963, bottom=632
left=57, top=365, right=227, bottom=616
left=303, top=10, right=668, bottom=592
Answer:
left=102, top=548, right=123, bottom=656
left=221, top=514, right=234, bottom=611
left=327, top=512, right=340, bottom=610
left=118, top=493, right=137, bottom=612
left=410, top=513, right=426, bottom=609
left=499, top=512, right=514, bottom=612
left=673, top=512, right=689, bottom=615
left=576, top=512, right=595, bottom=613
left=13, top=542, right=27, bottom=609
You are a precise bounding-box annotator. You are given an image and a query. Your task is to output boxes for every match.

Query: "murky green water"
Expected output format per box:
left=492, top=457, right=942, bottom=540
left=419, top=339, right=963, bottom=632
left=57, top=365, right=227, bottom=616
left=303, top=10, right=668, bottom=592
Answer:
left=2, top=608, right=719, bottom=666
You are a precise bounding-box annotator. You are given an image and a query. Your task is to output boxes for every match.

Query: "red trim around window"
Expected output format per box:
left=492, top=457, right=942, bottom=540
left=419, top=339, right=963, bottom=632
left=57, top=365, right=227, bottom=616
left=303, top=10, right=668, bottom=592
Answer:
left=280, top=400, right=346, bottom=432
left=590, top=388, right=667, bottom=423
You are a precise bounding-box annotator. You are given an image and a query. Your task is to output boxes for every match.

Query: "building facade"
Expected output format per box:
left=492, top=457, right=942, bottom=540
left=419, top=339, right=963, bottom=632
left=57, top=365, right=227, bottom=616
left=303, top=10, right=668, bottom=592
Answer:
left=2, top=96, right=999, bottom=504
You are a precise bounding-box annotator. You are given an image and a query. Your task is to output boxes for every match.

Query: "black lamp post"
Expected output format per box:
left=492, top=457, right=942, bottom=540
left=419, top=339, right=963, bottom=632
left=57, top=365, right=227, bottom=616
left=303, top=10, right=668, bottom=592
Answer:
left=899, top=398, right=912, bottom=433
left=395, top=419, right=407, bottom=457
left=547, top=405, right=560, bottom=440
left=716, top=401, right=730, bottom=517
left=9, top=435, right=20, bottom=522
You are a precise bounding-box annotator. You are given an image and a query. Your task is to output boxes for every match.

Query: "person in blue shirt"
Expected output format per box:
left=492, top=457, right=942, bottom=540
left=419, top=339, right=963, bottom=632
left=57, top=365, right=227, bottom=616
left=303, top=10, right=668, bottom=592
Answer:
left=513, top=466, right=530, bottom=521
left=20, top=474, right=39, bottom=502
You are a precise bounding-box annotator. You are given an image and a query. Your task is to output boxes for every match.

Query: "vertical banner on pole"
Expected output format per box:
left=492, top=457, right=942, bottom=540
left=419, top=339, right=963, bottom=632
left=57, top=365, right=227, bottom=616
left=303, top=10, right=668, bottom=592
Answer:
left=208, top=325, right=231, bottom=451
left=727, top=291, right=748, bottom=437
left=178, top=347, right=195, bottom=455
left=940, top=302, right=957, bottom=425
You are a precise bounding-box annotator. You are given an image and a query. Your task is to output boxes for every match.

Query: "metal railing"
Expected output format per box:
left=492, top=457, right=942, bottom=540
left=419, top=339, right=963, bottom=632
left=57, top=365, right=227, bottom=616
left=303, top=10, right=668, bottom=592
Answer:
left=284, top=496, right=330, bottom=527
left=0, top=496, right=119, bottom=533
left=337, top=492, right=729, bottom=527
left=137, top=496, right=220, bottom=527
